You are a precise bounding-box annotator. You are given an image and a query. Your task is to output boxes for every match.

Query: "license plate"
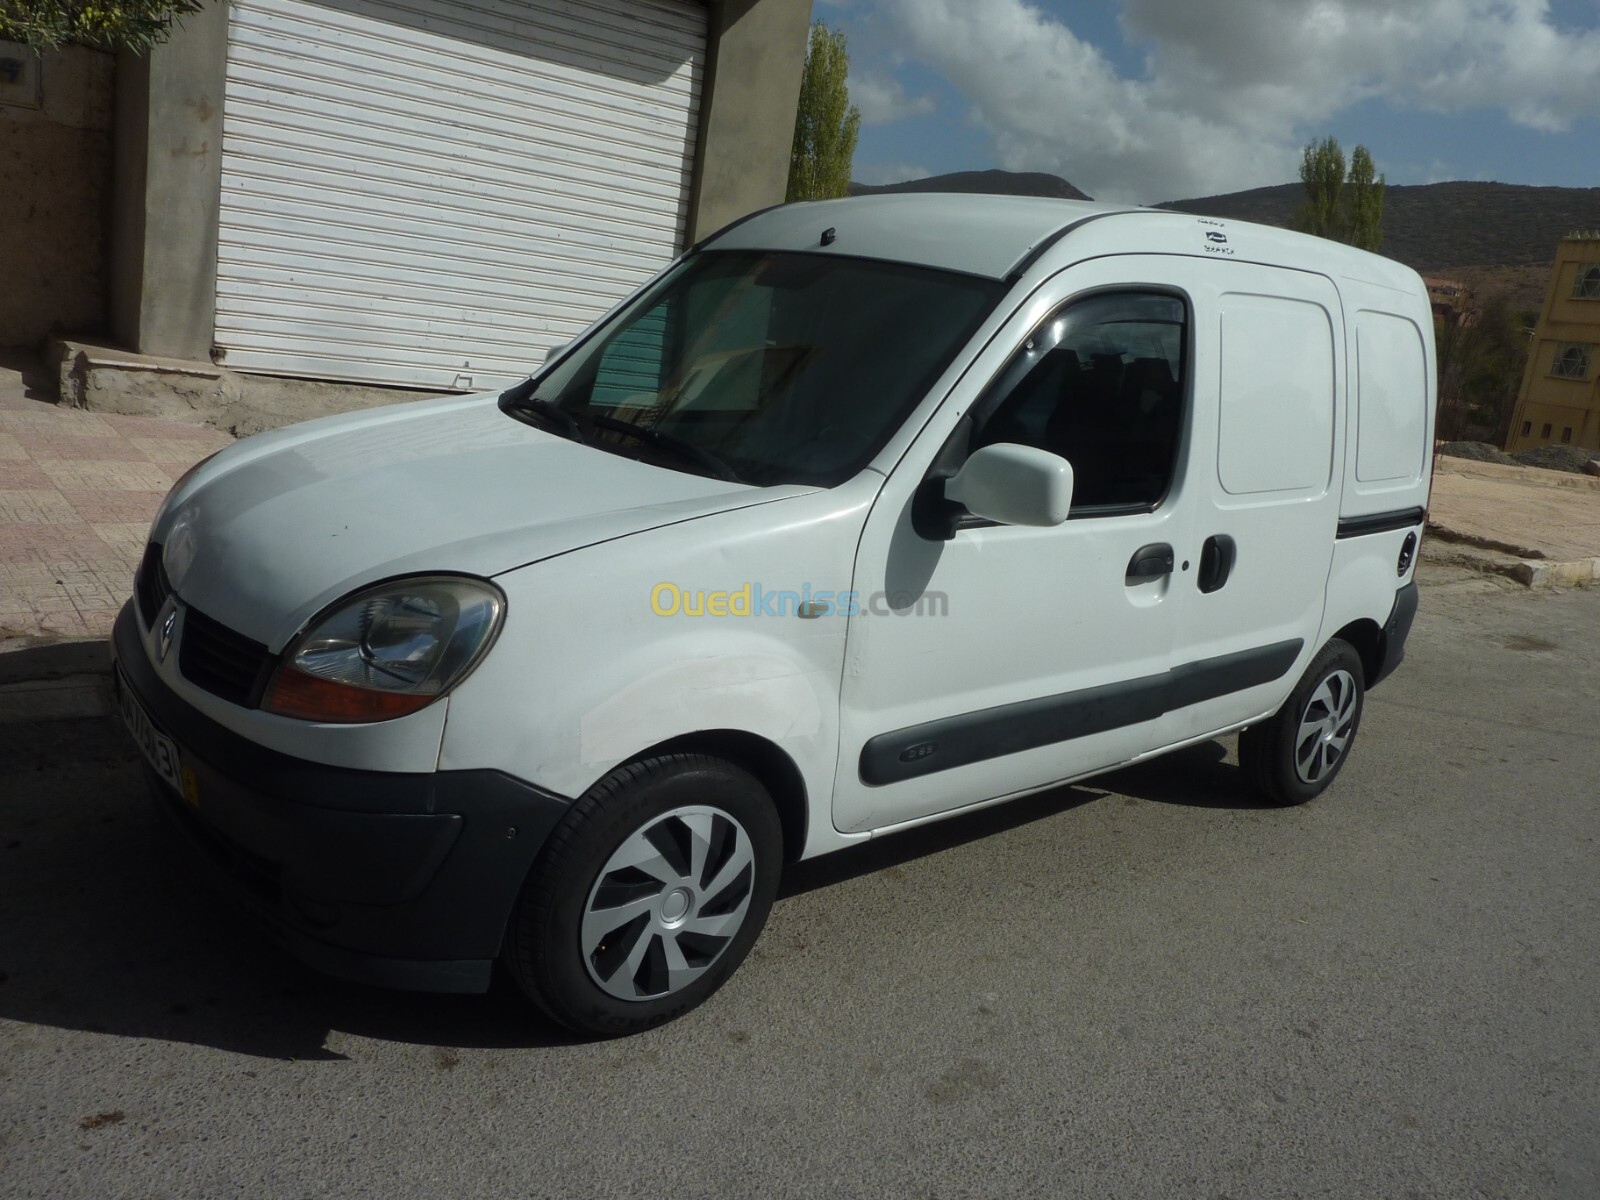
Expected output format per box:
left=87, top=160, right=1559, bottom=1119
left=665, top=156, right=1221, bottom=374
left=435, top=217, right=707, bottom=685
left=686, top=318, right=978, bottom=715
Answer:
left=116, top=667, right=195, bottom=805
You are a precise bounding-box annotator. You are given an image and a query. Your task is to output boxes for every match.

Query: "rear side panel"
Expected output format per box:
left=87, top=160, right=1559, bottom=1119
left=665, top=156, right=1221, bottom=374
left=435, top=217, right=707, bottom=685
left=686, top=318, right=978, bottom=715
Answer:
left=1162, top=261, right=1347, bottom=743
left=1319, top=272, right=1435, bottom=665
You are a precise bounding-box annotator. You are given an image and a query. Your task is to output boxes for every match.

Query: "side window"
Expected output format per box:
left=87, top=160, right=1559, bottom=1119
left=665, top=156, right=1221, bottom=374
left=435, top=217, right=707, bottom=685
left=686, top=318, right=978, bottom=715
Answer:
left=972, top=293, right=1186, bottom=512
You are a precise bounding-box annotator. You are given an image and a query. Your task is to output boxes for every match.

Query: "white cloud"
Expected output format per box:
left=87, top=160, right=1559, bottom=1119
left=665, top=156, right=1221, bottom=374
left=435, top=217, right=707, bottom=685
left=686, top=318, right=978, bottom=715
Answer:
left=852, top=162, right=933, bottom=186
left=850, top=73, right=938, bottom=125
left=881, top=0, right=1296, bottom=202
left=1124, top=0, right=1600, bottom=134
left=876, top=0, right=1600, bottom=201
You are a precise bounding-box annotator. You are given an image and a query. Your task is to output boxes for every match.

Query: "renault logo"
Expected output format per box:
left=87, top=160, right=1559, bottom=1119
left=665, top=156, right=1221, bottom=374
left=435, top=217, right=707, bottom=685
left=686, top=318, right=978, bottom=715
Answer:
left=157, top=607, right=178, bottom=664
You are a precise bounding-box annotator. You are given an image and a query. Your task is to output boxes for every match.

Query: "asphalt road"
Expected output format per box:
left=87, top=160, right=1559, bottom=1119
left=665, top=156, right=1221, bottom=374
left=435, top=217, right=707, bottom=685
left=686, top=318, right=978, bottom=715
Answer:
left=2, top=560, right=1597, bottom=1199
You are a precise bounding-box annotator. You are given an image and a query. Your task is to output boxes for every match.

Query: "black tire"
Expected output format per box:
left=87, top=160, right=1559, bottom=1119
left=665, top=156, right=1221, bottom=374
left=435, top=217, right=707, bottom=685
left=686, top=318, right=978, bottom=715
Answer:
left=1238, top=639, right=1365, bottom=806
left=504, top=753, right=782, bottom=1037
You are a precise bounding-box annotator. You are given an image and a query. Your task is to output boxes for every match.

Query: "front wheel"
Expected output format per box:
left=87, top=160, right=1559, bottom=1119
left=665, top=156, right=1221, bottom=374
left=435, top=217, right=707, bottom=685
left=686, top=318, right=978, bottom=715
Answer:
left=504, top=754, right=782, bottom=1037
left=1238, top=639, right=1365, bottom=806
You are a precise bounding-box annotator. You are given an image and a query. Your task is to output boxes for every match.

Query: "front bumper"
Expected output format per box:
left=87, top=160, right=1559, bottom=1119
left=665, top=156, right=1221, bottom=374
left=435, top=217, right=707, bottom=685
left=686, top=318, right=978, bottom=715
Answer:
left=112, top=601, right=571, bottom=993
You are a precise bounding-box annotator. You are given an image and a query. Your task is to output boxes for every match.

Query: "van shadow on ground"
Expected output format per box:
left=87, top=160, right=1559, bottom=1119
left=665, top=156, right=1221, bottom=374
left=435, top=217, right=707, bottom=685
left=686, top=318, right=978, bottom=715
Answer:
left=781, top=736, right=1269, bottom=897
left=0, top=718, right=1263, bottom=1059
left=0, top=717, right=570, bottom=1060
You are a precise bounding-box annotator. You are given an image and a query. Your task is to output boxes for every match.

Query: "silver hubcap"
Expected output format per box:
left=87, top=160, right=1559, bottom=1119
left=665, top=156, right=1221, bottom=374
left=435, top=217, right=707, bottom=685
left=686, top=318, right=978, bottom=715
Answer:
left=1294, top=669, right=1359, bottom=784
left=581, top=805, right=756, bottom=1002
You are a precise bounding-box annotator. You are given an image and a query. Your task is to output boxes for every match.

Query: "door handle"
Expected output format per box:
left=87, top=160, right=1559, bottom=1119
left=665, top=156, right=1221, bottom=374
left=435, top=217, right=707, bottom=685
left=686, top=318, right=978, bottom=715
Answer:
left=1198, top=534, right=1236, bottom=593
left=1126, top=543, right=1174, bottom=582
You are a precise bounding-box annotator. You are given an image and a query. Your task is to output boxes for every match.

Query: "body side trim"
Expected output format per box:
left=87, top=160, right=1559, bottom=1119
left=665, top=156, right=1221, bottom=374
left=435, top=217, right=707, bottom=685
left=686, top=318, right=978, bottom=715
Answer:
left=1336, top=507, right=1426, bottom=539
left=859, top=638, right=1303, bottom=786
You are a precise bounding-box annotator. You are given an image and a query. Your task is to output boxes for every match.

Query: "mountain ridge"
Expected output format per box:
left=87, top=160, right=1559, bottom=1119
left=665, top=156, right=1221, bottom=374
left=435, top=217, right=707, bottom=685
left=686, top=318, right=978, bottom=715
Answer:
left=848, top=169, right=1600, bottom=303
left=850, top=169, right=1092, bottom=202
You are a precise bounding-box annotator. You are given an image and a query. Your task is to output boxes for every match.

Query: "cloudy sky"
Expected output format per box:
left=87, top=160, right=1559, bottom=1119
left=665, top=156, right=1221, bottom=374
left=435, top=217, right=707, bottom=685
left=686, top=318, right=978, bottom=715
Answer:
left=820, top=0, right=1600, bottom=203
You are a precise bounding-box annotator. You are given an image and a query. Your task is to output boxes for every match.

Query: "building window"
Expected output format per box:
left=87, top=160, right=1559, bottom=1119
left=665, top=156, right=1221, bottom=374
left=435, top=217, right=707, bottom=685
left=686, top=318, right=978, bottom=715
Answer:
left=1574, top=263, right=1600, bottom=300
left=1562, top=427, right=1573, bottom=443
left=1550, top=342, right=1593, bottom=380
left=1522, top=420, right=1532, bottom=436
left=1542, top=423, right=1553, bottom=438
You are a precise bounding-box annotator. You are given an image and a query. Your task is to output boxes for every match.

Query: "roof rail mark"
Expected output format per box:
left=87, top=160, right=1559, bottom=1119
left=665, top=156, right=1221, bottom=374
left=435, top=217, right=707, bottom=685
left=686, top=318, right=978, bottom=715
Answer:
left=1003, top=209, right=1140, bottom=283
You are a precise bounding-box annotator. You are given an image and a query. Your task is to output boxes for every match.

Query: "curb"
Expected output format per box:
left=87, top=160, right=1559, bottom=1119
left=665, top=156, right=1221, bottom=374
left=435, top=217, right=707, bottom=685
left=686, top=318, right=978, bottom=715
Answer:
left=1425, top=521, right=1548, bottom=560
left=1433, top=456, right=1600, bottom=492
left=0, top=637, right=114, bottom=725
left=1426, top=523, right=1600, bottom=588
left=1422, top=538, right=1600, bottom=590
left=1510, top=557, right=1600, bottom=589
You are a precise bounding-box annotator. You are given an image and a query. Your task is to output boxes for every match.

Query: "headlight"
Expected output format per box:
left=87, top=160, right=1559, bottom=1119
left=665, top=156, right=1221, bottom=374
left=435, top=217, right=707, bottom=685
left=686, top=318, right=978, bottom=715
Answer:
left=150, top=449, right=224, bottom=538
left=261, top=576, right=505, bottom=723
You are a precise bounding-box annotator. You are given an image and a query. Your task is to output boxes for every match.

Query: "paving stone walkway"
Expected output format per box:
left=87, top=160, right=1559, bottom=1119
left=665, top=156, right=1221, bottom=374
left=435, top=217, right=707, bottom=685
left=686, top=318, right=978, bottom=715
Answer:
left=4, top=351, right=1599, bottom=644
left=0, top=368, right=233, bottom=640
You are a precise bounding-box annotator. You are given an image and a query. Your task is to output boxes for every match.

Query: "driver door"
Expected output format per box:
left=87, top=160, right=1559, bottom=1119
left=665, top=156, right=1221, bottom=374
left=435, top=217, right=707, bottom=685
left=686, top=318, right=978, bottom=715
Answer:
left=832, top=261, right=1196, bottom=834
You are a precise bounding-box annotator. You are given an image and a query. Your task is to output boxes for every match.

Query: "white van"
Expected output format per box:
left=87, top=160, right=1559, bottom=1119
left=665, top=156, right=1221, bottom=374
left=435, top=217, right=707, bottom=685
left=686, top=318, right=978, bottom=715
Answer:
left=113, top=195, right=1434, bottom=1035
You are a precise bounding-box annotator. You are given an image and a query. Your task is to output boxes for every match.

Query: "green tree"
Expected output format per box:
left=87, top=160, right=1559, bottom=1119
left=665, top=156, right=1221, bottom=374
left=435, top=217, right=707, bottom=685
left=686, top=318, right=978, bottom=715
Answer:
left=786, top=21, right=860, bottom=203
left=1, top=0, right=205, bottom=53
left=1434, top=294, right=1531, bottom=443
left=1298, top=137, right=1346, bottom=240
left=1295, top=136, right=1386, bottom=250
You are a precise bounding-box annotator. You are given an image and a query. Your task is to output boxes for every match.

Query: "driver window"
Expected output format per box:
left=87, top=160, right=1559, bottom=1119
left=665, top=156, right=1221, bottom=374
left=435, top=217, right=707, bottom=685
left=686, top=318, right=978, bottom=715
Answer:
left=973, top=292, right=1186, bottom=513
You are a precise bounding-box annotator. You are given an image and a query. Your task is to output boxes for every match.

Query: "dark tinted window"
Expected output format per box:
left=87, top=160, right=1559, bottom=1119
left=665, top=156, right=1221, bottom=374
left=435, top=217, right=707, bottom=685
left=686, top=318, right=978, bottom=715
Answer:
left=972, top=293, right=1186, bottom=513
left=510, top=251, right=1003, bottom=487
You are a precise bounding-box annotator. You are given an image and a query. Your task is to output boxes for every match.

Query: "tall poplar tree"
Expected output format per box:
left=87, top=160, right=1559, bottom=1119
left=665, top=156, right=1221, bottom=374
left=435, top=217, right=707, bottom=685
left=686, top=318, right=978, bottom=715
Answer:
left=786, top=22, right=860, bottom=203
left=1295, top=136, right=1386, bottom=251
left=1343, top=145, right=1385, bottom=251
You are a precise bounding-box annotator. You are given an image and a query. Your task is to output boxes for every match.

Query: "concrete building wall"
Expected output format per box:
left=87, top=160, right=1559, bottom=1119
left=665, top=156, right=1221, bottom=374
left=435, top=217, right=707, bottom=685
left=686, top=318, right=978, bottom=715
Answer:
left=109, top=2, right=228, bottom=362
left=0, top=43, right=115, bottom=347
left=1506, top=235, right=1600, bottom=454
left=96, top=0, right=809, bottom=380
left=686, top=0, right=812, bottom=245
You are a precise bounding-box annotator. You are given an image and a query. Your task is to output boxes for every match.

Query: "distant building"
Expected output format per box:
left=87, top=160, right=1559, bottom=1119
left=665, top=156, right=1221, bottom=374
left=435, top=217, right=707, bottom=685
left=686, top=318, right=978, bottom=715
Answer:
left=1504, top=234, right=1600, bottom=453
left=1424, top=277, right=1474, bottom=326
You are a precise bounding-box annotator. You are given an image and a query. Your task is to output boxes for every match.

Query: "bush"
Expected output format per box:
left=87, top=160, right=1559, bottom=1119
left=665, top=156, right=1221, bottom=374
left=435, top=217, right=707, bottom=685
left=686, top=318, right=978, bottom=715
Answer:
left=1, top=0, right=205, bottom=54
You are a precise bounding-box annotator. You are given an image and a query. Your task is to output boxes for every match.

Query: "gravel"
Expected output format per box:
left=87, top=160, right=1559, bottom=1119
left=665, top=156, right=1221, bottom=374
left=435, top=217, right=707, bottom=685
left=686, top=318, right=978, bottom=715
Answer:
left=1437, top=441, right=1600, bottom=475
left=1437, top=440, right=1516, bottom=465
left=1509, top=444, right=1600, bottom=474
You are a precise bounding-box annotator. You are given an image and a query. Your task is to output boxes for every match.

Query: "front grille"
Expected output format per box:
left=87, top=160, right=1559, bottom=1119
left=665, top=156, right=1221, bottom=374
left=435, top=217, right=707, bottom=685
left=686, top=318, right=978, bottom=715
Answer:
left=179, top=605, right=273, bottom=707
left=134, top=542, right=171, bottom=627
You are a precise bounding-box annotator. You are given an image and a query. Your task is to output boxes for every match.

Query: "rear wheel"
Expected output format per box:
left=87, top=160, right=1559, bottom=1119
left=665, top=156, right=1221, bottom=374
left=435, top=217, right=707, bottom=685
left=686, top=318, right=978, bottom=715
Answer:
left=504, top=754, right=782, bottom=1037
left=1239, top=639, right=1365, bottom=806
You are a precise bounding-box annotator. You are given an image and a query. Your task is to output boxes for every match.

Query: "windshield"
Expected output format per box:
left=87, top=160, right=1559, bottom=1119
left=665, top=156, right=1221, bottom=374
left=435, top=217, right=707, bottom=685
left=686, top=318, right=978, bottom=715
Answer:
left=501, top=251, right=1004, bottom=487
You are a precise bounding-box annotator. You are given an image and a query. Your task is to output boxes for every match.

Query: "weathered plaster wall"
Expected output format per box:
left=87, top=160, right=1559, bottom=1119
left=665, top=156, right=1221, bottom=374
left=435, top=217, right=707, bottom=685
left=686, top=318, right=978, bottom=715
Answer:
left=109, top=3, right=227, bottom=362
left=686, top=0, right=812, bottom=244
left=0, top=44, right=115, bottom=346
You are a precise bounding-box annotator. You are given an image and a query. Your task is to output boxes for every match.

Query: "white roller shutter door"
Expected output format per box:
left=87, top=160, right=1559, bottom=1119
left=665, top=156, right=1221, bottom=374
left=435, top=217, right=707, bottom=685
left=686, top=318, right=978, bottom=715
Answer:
left=215, top=0, right=705, bottom=390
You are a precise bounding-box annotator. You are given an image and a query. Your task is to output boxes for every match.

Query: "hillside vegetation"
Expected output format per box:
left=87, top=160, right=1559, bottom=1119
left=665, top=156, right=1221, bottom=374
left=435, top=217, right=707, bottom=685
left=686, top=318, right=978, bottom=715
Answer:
left=1158, top=180, right=1600, bottom=273
left=849, top=170, right=1600, bottom=305
left=849, top=169, right=1090, bottom=201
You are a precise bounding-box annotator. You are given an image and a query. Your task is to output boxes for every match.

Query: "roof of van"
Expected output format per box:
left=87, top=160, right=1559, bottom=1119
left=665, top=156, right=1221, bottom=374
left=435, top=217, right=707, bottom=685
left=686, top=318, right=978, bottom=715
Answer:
left=702, top=193, right=1421, bottom=293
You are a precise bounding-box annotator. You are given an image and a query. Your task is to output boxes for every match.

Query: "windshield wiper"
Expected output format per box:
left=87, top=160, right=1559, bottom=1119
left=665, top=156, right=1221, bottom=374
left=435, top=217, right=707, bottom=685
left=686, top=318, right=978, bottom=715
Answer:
left=503, top=388, right=743, bottom=483
left=504, top=393, right=590, bottom=446
left=586, top=413, right=745, bottom=484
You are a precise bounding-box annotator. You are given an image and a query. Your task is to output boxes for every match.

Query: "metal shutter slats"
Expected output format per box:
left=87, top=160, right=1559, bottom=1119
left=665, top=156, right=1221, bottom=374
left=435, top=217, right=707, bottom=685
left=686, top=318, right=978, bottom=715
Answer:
left=216, top=0, right=705, bottom=390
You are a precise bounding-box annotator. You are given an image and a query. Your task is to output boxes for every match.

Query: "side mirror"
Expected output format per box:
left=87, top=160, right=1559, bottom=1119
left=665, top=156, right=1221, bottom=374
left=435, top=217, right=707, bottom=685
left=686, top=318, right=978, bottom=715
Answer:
left=944, top=443, right=1074, bottom=528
